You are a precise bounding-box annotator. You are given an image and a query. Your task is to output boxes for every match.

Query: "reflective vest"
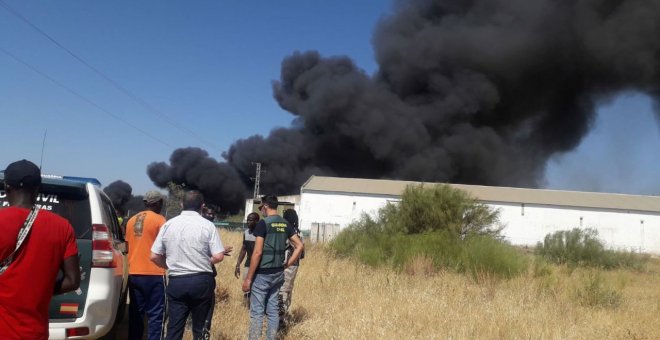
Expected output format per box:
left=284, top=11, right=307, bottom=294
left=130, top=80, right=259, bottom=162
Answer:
left=259, top=215, right=288, bottom=269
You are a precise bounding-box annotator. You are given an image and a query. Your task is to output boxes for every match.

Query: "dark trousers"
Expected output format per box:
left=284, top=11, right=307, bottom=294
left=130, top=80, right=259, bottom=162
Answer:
left=165, top=273, right=215, bottom=340
left=128, top=275, right=166, bottom=340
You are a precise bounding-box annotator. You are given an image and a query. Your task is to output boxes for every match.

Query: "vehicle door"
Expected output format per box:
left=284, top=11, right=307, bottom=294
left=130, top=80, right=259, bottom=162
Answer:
left=99, top=194, right=129, bottom=293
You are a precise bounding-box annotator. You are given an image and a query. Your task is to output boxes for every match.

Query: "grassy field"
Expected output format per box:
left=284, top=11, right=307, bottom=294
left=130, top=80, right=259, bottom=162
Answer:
left=192, top=230, right=660, bottom=339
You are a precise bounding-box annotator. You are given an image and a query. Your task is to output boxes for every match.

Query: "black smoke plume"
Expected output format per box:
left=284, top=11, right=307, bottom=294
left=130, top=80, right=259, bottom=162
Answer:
left=103, top=180, right=144, bottom=218
left=149, top=0, right=660, bottom=213
left=147, top=148, right=249, bottom=213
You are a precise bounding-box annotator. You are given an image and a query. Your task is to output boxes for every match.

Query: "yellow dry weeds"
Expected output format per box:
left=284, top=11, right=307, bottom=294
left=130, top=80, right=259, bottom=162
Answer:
left=181, top=230, right=660, bottom=340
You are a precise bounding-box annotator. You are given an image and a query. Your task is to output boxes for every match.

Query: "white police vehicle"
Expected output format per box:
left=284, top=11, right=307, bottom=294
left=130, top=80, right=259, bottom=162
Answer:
left=0, top=174, right=129, bottom=339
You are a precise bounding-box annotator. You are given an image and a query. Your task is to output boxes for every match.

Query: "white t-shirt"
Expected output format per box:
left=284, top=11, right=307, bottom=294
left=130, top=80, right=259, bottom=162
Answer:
left=151, top=210, right=224, bottom=276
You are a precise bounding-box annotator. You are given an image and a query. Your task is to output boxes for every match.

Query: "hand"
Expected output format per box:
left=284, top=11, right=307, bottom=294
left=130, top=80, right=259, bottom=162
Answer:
left=234, top=265, right=240, bottom=279
left=242, top=278, right=252, bottom=292
left=224, top=246, right=234, bottom=256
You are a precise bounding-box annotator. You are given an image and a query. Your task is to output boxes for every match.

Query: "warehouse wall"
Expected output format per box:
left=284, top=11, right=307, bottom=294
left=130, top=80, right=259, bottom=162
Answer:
left=299, top=191, right=400, bottom=241
left=493, top=201, right=660, bottom=253
left=300, top=191, right=660, bottom=254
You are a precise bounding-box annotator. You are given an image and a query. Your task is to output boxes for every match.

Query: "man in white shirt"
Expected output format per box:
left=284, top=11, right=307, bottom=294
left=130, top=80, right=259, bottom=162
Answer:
left=150, top=190, right=232, bottom=340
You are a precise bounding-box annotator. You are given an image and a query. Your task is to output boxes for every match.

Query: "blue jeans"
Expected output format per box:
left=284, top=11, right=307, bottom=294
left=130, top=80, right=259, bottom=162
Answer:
left=248, top=271, right=285, bottom=340
left=128, top=275, right=165, bottom=340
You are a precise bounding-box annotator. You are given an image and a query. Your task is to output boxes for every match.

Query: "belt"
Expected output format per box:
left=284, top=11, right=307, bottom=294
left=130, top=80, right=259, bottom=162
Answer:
left=168, top=272, right=214, bottom=279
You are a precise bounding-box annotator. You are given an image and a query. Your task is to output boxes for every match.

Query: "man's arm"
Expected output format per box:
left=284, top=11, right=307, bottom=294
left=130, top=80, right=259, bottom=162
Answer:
left=210, top=251, right=225, bottom=264
left=55, top=255, right=80, bottom=295
left=242, top=236, right=263, bottom=292
left=150, top=252, right=168, bottom=269
left=234, top=245, right=247, bottom=278
left=150, top=224, right=168, bottom=269
left=208, top=226, right=232, bottom=264
left=285, top=234, right=304, bottom=268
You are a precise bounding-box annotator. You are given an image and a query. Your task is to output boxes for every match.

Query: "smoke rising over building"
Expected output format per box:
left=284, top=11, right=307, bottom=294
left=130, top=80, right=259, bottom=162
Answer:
left=148, top=0, right=660, bottom=213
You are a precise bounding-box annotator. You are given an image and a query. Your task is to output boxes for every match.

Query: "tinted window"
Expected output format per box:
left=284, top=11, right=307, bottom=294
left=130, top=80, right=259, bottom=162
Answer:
left=0, top=184, right=92, bottom=239
left=100, top=195, right=124, bottom=241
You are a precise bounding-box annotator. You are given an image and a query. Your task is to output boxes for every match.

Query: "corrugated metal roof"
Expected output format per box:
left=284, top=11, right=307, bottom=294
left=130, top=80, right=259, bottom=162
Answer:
left=301, top=176, right=660, bottom=213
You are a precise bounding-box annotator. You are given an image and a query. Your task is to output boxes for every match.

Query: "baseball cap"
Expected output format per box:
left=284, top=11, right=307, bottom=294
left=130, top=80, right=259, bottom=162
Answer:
left=143, top=190, right=164, bottom=204
left=4, top=159, right=41, bottom=188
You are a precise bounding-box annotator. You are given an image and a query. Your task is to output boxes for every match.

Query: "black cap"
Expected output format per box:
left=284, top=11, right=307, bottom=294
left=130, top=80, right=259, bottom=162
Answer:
left=4, top=159, right=41, bottom=188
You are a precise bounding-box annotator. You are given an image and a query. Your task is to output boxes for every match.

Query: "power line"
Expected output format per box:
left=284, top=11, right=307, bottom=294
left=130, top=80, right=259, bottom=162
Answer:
left=0, top=0, right=222, bottom=152
left=0, top=46, right=176, bottom=149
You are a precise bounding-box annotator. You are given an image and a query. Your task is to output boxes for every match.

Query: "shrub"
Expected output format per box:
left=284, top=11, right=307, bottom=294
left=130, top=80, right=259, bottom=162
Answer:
left=330, top=216, right=372, bottom=257
left=536, top=228, right=648, bottom=270
left=532, top=258, right=553, bottom=278
left=461, top=236, right=529, bottom=280
left=329, top=185, right=528, bottom=280
left=385, top=184, right=503, bottom=237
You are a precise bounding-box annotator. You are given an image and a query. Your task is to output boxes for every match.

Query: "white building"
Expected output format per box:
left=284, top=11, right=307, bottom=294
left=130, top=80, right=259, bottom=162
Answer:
left=299, top=176, right=660, bottom=254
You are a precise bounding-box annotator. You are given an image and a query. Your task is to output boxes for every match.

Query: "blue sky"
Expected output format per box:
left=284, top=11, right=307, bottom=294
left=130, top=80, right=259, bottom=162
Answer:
left=1, top=1, right=658, bottom=196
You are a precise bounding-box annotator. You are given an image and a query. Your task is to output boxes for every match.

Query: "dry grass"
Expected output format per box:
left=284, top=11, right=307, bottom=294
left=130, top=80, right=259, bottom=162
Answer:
left=181, top=230, right=660, bottom=339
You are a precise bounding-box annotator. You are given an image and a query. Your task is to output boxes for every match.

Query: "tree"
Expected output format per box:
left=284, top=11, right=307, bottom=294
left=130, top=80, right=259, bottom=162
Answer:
left=165, top=182, right=184, bottom=219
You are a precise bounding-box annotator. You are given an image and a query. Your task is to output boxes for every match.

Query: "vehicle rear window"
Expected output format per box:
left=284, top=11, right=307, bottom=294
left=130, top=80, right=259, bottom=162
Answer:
left=0, top=183, right=92, bottom=239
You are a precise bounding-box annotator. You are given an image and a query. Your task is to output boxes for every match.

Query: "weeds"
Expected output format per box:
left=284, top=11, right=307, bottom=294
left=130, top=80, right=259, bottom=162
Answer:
left=574, top=271, right=622, bottom=309
left=204, top=230, right=660, bottom=339
left=403, top=255, right=435, bottom=276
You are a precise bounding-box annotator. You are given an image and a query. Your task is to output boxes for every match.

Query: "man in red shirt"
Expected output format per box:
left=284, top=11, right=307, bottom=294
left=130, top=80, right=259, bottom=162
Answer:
left=0, top=160, right=80, bottom=340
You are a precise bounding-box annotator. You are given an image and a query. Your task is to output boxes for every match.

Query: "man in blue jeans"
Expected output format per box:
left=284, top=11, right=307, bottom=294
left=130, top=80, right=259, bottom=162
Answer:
left=151, top=190, right=232, bottom=340
left=242, top=194, right=304, bottom=340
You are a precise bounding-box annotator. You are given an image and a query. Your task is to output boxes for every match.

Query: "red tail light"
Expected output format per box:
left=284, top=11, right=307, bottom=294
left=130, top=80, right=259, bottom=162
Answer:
left=92, top=224, right=115, bottom=268
left=66, top=327, right=90, bottom=336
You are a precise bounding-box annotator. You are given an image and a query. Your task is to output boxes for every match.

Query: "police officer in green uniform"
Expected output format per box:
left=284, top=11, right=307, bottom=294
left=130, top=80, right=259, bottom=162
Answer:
left=242, top=194, right=304, bottom=340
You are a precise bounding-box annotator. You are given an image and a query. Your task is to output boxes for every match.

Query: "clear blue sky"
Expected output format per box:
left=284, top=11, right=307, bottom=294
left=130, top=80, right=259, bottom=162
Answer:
left=1, top=1, right=658, bottom=196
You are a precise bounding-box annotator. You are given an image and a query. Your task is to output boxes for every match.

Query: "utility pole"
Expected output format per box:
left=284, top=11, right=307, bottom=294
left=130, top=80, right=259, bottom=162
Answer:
left=252, top=162, right=262, bottom=199
left=39, top=129, right=47, bottom=170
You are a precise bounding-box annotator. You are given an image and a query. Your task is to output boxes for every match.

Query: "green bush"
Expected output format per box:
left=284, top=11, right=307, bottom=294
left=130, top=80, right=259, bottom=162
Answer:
left=330, top=185, right=528, bottom=279
left=574, top=271, right=622, bottom=309
left=383, top=184, right=503, bottom=237
left=536, top=228, right=648, bottom=270
left=532, top=258, right=553, bottom=278
left=461, top=236, right=529, bottom=280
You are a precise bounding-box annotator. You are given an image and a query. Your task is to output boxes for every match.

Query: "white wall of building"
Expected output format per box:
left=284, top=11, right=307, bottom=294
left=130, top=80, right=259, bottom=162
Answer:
left=491, top=201, right=660, bottom=253
left=299, top=191, right=401, bottom=242
left=300, top=191, right=660, bottom=254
